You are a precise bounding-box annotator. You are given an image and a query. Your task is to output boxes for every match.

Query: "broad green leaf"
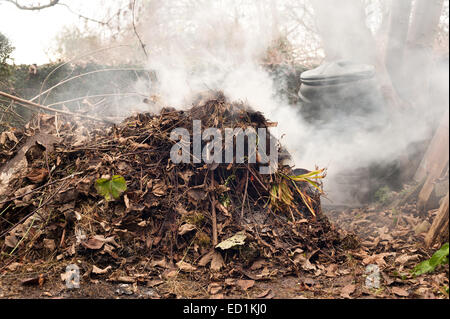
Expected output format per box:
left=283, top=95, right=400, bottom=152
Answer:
left=412, top=243, right=449, bottom=276
left=428, top=242, right=449, bottom=267
left=95, top=175, right=127, bottom=201
left=412, top=260, right=434, bottom=276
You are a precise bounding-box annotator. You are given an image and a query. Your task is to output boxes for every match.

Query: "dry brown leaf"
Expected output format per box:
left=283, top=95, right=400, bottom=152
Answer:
left=255, top=289, right=272, bottom=298
left=210, top=251, right=224, bottom=271
left=26, top=168, right=48, bottom=184
left=72, top=135, right=88, bottom=147
left=198, top=250, right=214, bottom=267
left=123, top=194, right=130, bottom=209
left=208, top=283, right=222, bottom=295
left=81, top=237, right=104, bottom=250
left=147, top=279, right=164, bottom=287
left=4, top=234, right=18, bottom=248
left=13, top=185, right=36, bottom=206
left=225, top=278, right=236, bottom=286
left=162, top=269, right=178, bottom=279
left=176, top=261, right=197, bottom=272
left=395, top=254, right=419, bottom=265
left=302, top=259, right=317, bottom=271
left=43, top=238, right=56, bottom=251
left=392, top=287, right=409, bottom=297
left=187, top=189, right=208, bottom=202
left=111, top=276, right=135, bottom=283
left=215, top=202, right=231, bottom=217
left=178, top=223, right=196, bottom=236
left=130, top=141, right=151, bottom=150
left=175, top=204, right=189, bottom=216
left=325, top=264, right=338, bottom=277
left=92, top=265, right=112, bottom=274
left=362, top=252, right=393, bottom=267
left=250, top=259, right=266, bottom=270
left=6, top=262, right=21, bottom=271
left=0, top=132, right=6, bottom=145
left=263, top=290, right=275, bottom=299
left=340, top=284, right=356, bottom=298
left=151, top=258, right=170, bottom=269
left=152, top=181, right=166, bottom=196
left=237, top=279, right=255, bottom=291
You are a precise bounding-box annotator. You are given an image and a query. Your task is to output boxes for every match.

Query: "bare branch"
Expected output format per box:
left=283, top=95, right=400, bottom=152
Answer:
left=57, top=3, right=109, bottom=26
left=2, top=0, right=59, bottom=10
left=0, top=90, right=113, bottom=123
left=132, top=0, right=148, bottom=58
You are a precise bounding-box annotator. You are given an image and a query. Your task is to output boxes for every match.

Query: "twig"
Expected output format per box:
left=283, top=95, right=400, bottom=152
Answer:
left=248, top=166, right=268, bottom=192
left=4, top=0, right=59, bottom=10
left=210, top=172, right=218, bottom=246
left=0, top=91, right=113, bottom=123
left=132, top=0, right=148, bottom=58
left=0, top=172, right=84, bottom=205
left=30, top=68, right=146, bottom=105
left=8, top=208, right=37, bottom=256
left=35, top=45, right=131, bottom=104
left=0, top=179, right=70, bottom=239
left=45, top=92, right=146, bottom=108
left=57, top=3, right=110, bottom=26
left=241, top=167, right=249, bottom=220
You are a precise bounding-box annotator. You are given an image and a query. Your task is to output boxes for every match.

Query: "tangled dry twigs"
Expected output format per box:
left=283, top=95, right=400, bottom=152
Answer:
left=0, top=91, right=341, bottom=277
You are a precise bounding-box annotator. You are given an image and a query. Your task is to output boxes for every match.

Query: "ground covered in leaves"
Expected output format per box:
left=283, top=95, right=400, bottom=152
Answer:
left=0, top=93, right=448, bottom=299
left=1, top=200, right=448, bottom=299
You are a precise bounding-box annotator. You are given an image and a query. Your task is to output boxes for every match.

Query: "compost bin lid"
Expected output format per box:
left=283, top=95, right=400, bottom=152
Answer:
left=300, top=60, right=375, bottom=85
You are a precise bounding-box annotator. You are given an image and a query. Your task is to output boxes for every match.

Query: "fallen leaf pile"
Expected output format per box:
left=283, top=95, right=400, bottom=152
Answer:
left=324, top=200, right=449, bottom=299
left=0, top=91, right=341, bottom=285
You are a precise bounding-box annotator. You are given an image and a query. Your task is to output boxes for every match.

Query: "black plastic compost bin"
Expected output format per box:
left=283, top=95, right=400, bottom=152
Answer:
left=299, top=60, right=385, bottom=132
left=298, top=60, right=399, bottom=204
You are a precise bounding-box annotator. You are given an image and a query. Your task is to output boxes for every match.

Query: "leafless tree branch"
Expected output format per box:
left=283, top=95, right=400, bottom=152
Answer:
left=57, top=3, right=109, bottom=26
left=132, top=0, right=148, bottom=58
left=2, top=0, right=59, bottom=10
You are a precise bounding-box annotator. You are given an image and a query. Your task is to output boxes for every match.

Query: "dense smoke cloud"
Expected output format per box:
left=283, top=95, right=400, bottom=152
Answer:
left=136, top=0, right=448, bottom=204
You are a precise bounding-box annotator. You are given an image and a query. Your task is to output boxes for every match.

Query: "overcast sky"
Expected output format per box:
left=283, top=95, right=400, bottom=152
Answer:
left=0, top=1, right=92, bottom=64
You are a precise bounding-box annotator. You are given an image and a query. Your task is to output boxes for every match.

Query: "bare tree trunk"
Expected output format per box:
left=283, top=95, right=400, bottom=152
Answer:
left=404, top=0, right=444, bottom=105
left=385, top=0, right=413, bottom=95
left=416, top=110, right=449, bottom=211
left=425, top=192, right=449, bottom=247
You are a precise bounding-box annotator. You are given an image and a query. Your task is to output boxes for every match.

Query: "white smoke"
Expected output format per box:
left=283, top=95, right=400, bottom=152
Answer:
left=135, top=0, right=448, bottom=204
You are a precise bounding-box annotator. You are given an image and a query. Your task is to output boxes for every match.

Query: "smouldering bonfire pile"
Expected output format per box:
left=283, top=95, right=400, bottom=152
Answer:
left=0, top=91, right=341, bottom=277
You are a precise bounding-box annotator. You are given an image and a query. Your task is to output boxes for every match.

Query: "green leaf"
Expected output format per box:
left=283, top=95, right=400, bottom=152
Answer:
left=412, top=243, right=449, bottom=276
left=428, top=242, right=449, bottom=267
left=95, top=175, right=127, bottom=201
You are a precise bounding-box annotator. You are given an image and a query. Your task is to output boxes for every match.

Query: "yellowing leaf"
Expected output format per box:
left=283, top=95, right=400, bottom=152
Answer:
left=216, top=231, right=247, bottom=250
